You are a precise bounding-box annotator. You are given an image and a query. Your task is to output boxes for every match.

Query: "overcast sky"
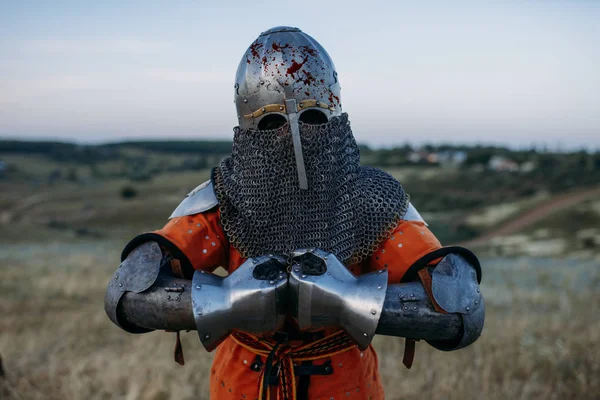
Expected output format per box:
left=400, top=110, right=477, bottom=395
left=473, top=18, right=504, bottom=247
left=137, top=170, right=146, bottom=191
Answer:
left=1, top=1, right=599, bottom=149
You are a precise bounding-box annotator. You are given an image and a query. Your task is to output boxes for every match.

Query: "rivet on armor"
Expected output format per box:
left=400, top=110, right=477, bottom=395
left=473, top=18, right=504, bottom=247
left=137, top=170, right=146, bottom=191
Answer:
left=301, top=274, right=307, bottom=278
left=260, top=80, right=264, bottom=85
left=243, top=98, right=248, bottom=103
left=391, top=236, right=395, bottom=240
left=262, top=108, right=266, bottom=112
left=196, top=285, right=202, bottom=289
left=397, top=243, right=403, bottom=248
left=299, top=102, right=304, bottom=108
left=420, top=231, right=425, bottom=235
left=316, top=101, right=321, bottom=106
left=204, top=334, right=210, bottom=340
left=243, top=359, right=248, bottom=364
left=399, top=294, right=405, bottom=299
left=279, top=106, right=283, bottom=111
left=114, top=274, right=119, bottom=280
left=403, top=306, right=408, bottom=311
left=327, top=271, right=331, bottom=275
left=198, top=311, right=203, bottom=315
left=203, top=249, right=208, bottom=254
left=399, top=231, right=404, bottom=235
left=371, top=309, right=377, bottom=315
left=118, top=283, right=123, bottom=287
left=269, top=280, right=275, bottom=284
left=212, top=242, right=216, bottom=246
left=188, top=229, right=192, bottom=234
left=377, top=285, right=382, bottom=290
left=167, top=295, right=171, bottom=300
left=477, top=288, right=480, bottom=293
left=475, top=300, right=479, bottom=305
left=413, top=306, right=417, bottom=311
left=205, top=236, right=209, bottom=240
left=363, top=333, right=368, bottom=337
left=465, top=306, right=470, bottom=311
left=196, top=223, right=201, bottom=227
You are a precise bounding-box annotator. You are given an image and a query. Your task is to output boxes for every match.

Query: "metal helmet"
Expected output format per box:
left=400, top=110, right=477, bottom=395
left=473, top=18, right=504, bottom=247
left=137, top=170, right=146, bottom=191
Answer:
left=234, top=26, right=342, bottom=189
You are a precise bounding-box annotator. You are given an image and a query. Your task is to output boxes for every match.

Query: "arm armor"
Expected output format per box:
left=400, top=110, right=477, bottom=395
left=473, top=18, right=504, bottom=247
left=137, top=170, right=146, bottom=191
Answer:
left=379, top=253, right=485, bottom=350
left=290, top=250, right=484, bottom=351
left=104, top=242, right=288, bottom=351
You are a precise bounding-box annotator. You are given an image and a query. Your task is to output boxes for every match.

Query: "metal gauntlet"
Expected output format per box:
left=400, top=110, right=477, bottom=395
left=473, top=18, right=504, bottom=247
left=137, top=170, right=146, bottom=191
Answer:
left=104, top=243, right=288, bottom=351
left=288, top=249, right=388, bottom=350
left=192, top=254, right=288, bottom=351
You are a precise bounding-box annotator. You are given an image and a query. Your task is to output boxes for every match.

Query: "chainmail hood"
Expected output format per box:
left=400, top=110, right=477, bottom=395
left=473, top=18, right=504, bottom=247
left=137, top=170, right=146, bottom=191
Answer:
left=214, top=113, right=410, bottom=266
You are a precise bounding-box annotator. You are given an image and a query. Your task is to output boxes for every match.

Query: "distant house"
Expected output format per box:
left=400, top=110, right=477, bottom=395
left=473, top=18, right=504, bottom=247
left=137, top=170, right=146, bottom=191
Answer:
left=409, top=150, right=466, bottom=166
left=437, top=151, right=467, bottom=166
left=519, top=161, right=537, bottom=173
left=488, top=155, right=519, bottom=172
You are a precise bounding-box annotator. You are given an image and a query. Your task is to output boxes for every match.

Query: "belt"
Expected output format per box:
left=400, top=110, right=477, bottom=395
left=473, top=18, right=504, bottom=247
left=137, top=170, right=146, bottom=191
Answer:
left=232, top=330, right=356, bottom=400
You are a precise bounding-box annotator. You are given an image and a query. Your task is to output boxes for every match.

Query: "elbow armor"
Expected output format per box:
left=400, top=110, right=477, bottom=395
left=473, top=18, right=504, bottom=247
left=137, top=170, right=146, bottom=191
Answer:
left=379, top=253, right=485, bottom=350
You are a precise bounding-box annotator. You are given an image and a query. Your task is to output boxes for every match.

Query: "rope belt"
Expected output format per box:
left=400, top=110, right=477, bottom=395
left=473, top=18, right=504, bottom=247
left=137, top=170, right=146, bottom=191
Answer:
left=231, top=330, right=356, bottom=400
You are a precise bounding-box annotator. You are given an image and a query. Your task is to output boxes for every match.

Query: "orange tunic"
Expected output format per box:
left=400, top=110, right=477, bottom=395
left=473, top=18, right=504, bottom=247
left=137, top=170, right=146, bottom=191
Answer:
left=149, top=209, right=442, bottom=400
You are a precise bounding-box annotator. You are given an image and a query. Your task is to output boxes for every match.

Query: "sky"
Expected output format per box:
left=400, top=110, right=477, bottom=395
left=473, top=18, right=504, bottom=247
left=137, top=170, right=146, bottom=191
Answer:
left=0, top=0, right=599, bottom=149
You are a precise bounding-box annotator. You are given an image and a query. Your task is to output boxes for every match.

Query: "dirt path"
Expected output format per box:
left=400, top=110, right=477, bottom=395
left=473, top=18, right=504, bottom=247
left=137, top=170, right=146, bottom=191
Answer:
left=461, top=186, right=600, bottom=247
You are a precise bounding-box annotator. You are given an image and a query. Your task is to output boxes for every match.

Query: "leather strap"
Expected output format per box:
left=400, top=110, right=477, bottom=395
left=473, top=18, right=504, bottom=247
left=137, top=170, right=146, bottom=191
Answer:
left=417, top=268, right=447, bottom=314
left=402, top=338, right=416, bottom=369
left=170, top=258, right=185, bottom=279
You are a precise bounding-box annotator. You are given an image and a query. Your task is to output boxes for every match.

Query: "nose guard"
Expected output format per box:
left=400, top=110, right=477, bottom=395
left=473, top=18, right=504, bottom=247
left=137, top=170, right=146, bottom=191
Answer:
left=288, top=249, right=388, bottom=350
left=192, top=254, right=288, bottom=351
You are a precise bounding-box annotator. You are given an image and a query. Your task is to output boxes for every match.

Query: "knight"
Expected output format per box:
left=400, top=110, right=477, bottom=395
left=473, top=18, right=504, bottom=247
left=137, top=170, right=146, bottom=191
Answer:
left=105, top=26, right=484, bottom=400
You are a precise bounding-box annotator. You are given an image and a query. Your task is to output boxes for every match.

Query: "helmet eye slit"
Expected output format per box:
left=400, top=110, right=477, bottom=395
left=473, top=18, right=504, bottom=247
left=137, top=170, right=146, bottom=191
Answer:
left=257, top=114, right=288, bottom=130
left=299, top=109, right=328, bottom=125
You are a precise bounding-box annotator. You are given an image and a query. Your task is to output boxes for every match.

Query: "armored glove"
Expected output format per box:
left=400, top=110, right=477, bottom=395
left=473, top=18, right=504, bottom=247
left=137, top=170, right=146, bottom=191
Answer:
left=288, top=248, right=484, bottom=351
left=288, top=249, right=389, bottom=350
left=105, top=242, right=289, bottom=351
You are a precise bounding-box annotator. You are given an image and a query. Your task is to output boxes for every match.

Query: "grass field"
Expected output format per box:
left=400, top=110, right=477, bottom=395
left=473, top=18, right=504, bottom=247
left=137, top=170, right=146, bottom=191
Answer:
left=1, top=241, right=598, bottom=400
left=1, top=170, right=599, bottom=399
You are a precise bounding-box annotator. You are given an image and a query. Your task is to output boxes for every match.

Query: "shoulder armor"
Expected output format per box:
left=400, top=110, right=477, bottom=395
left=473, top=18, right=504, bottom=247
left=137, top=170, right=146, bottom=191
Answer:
left=403, top=203, right=427, bottom=225
left=105, top=241, right=162, bottom=333
left=169, top=179, right=219, bottom=219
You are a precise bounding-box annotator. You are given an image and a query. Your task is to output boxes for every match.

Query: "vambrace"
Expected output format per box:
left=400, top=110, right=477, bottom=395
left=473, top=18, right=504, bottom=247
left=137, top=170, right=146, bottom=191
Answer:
left=377, top=253, right=485, bottom=351
left=105, top=242, right=288, bottom=351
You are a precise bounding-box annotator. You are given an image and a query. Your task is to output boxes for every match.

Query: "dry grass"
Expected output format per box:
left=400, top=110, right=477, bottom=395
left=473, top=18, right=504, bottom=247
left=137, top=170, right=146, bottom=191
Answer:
left=0, top=241, right=598, bottom=400
left=1, top=174, right=598, bottom=399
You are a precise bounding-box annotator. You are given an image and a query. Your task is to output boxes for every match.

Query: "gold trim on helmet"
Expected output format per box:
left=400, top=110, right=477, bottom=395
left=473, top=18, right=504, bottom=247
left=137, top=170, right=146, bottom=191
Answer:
left=243, top=100, right=335, bottom=119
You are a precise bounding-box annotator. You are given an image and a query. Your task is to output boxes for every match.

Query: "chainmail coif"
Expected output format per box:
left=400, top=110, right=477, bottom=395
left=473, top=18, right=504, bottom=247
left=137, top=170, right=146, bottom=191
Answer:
left=214, top=113, right=410, bottom=266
